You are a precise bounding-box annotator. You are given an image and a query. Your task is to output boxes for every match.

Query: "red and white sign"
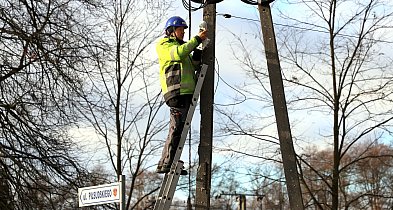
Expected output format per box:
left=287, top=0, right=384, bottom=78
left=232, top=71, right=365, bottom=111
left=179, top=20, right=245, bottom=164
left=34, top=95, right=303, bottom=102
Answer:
left=78, top=182, right=120, bottom=207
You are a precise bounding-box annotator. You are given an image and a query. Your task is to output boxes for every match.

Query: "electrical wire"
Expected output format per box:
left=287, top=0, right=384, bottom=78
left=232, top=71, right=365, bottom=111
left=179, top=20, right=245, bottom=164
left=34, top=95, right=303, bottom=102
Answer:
left=213, top=57, right=248, bottom=107
left=216, top=12, right=393, bottom=44
left=187, top=2, right=192, bottom=208
left=188, top=128, right=192, bottom=209
left=182, top=1, right=392, bottom=44
left=211, top=11, right=392, bottom=108
left=188, top=0, right=192, bottom=40
left=240, top=0, right=275, bottom=5
left=240, top=0, right=258, bottom=5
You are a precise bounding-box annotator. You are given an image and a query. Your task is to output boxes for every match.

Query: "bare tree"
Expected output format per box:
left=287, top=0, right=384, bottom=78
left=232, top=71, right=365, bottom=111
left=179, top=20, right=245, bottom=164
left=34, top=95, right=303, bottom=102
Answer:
left=216, top=0, right=393, bottom=209
left=348, top=142, right=393, bottom=209
left=277, top=0, right=393, bottom=209
left=74, top=0, right=175, bottom=209
left=247, top=166, right=288, bottom=210
left=299, top=142, right=393, bottom=209
left=0, top=165, right=12, bottom=209
left=0, top=0, right=101, bottom=208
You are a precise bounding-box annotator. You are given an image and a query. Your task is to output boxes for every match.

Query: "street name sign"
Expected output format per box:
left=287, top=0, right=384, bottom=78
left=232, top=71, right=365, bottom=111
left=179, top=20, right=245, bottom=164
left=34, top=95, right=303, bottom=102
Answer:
left=78, top=182, right=120, bottom=207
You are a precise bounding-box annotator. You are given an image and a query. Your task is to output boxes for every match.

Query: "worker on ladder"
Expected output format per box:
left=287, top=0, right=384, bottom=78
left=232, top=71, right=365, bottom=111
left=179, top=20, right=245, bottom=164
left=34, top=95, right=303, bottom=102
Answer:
left=156, top=16, right=208, bottom=174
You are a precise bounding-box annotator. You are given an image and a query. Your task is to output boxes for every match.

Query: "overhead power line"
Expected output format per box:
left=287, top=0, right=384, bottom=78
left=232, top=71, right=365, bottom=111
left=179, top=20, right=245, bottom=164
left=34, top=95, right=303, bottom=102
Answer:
left=240, top=0, right=258, bottom=5
left=240, top=0, right=275, bottom=5
left=216, top=13, right=393, bottom=44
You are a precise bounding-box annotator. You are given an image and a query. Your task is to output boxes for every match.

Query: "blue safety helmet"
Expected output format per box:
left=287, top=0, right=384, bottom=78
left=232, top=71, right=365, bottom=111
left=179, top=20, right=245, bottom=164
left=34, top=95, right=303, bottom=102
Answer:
left=164, top=16, right=188, bottom=30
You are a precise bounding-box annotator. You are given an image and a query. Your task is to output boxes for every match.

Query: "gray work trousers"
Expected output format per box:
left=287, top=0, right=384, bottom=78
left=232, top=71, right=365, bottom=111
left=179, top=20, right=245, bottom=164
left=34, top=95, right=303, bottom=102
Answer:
left=158, top=96, right=191, bottom=167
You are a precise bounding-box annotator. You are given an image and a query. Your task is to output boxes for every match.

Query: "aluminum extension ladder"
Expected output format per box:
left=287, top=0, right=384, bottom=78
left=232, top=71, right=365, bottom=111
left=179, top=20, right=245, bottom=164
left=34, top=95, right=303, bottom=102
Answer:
left=153, top=64, right=208, bottom=210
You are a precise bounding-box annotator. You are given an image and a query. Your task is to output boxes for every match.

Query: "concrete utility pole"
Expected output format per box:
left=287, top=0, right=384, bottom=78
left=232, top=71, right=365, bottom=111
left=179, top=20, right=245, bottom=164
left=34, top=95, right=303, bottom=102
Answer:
left=257, top=1, right=304, bottom=209
left=196, top=3, right=216, bottom=210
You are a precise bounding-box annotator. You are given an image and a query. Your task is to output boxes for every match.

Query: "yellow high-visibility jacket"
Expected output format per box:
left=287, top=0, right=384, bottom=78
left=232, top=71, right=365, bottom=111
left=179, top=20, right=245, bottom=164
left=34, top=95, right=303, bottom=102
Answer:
left=156, top=36, right=201, bottom=102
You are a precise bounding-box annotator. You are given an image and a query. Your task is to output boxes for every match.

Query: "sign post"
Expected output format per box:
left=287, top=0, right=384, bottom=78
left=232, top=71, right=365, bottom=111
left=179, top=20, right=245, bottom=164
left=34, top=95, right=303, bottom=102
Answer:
left=78, top=175, right=125, bottom=208
left=119, top=175, right=125, bottom=210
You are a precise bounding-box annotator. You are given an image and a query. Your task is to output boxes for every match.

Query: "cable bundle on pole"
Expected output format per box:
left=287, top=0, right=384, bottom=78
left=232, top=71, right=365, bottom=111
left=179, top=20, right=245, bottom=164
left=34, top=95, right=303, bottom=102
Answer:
left=182, top=0, right=207, bottom=11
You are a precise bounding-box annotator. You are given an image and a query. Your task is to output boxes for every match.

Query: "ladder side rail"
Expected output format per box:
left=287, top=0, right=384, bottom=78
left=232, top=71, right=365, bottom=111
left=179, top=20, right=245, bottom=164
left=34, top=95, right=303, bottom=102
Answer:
left=154, top=162, right=185, bottom=210
left=171, top=64, right=208, bottom=168
left=153, top=64, right=208, bottom=210
left=154, top=173, right=170, bottom=206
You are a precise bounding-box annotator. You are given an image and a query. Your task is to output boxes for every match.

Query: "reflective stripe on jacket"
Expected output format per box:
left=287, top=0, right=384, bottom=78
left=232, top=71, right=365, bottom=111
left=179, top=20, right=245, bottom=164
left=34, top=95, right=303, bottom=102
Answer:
left=156, top=36, right=200, bottom=102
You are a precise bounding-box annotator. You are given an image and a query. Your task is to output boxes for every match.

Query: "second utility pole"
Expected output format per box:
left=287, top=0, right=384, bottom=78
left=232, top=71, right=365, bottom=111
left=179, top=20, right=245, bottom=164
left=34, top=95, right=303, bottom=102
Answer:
left=196, top=2, right=216, bottom=210
left=258, top=1, right=304, bottom=209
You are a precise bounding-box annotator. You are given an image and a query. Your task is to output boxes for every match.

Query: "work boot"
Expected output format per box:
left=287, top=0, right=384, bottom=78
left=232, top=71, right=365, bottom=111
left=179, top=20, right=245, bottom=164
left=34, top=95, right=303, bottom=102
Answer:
left=156, top=164, right=188, bottom=175
left=155, top=165, right=170, bottom=174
